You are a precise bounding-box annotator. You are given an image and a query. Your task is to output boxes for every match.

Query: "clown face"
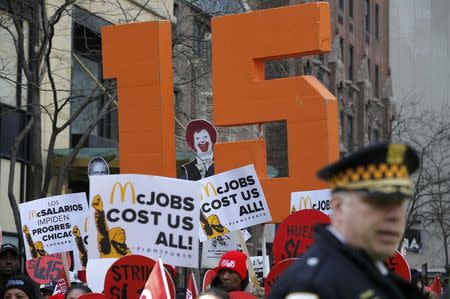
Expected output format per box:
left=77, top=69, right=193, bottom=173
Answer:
left=194, top=129, right=213, bottom=155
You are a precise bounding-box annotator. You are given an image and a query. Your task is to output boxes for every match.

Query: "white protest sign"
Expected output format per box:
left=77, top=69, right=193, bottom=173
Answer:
left=198, top=165, right=271, bottom=241
left=87, top=174, right=200, bottom=268
left=290, top=189, right=332, bottom=217
left=19, top=193, right=89, bottom=270
left=250, top=255, right=270, bottom=287
left=86, top=258, right=116, bottom=293
left=201, top=230, right=250, bottom=268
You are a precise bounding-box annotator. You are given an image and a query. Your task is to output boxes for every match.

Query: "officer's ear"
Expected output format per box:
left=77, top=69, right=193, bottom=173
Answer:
left=330, top=192, right=348, bottom=219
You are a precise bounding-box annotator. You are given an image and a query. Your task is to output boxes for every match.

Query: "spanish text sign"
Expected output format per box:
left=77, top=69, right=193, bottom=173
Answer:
left=198, top=165, right=271, bottom=241
left=18, top=193, right=88, bottom=270
left=87, top=174, right=200, bottom=268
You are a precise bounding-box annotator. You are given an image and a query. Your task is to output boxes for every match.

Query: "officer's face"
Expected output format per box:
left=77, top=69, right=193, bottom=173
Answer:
left=333, top=192, right=406, bottom=260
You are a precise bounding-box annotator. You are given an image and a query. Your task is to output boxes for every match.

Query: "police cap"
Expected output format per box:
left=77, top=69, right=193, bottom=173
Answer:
left=317, top=143, right=419, bottom=199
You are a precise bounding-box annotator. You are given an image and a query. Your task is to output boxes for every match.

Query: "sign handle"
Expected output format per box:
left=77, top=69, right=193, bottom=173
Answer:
left=61, top=252, right=71, bottom=290
left=261, top=223, right=267, bottom=279
left=234, top=230, right=259, bottom=288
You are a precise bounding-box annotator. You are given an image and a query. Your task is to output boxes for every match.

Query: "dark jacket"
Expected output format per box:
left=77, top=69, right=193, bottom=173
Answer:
left=268, top=225, right=427, bottom=299
left=180, top=159, right=214, bottom=181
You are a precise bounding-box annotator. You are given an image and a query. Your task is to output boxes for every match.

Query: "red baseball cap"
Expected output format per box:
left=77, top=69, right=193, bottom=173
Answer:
left=215, top=251, right=248, bottom=280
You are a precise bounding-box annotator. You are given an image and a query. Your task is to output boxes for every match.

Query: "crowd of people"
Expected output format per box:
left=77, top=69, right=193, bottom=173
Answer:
left=1, top=143, right=449, bottom=299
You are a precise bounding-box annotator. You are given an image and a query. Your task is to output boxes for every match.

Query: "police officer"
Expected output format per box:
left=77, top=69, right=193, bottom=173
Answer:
left=269, top=143, right=427, bottom=299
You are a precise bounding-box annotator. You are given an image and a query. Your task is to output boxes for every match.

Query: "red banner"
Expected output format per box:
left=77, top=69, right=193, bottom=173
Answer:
left=264, top=258, right=298, bottom=295
left=384, top=250, right=411, bottom=282
left=26, top=253, right=71, bottom=284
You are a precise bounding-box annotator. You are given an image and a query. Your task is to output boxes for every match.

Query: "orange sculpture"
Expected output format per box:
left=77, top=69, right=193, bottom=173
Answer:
left=102, top=3, right=339, bottom=222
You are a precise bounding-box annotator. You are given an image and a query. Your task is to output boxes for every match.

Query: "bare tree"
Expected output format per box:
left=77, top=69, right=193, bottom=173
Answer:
left=390, top=99, right=450, bottom=261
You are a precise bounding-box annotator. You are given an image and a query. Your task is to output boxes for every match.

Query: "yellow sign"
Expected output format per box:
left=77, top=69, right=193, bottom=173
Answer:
left=110, top=182, right=136, bottom=204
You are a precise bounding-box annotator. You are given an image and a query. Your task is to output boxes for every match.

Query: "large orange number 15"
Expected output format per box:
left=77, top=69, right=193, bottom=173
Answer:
left=102, top=3, right=338, bottom=222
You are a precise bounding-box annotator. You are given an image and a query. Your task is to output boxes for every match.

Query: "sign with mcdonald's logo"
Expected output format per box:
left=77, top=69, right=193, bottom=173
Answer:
left=87, top=174, right=200, bottom=268
left=290, top=189, right=332, bottom=217
left=19, top=193, right=89, bottom=271
left=198, top=165, right=271, bottom=241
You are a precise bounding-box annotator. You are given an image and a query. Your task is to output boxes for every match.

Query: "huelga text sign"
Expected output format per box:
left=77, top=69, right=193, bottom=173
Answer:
left=19, top=193, right=89, bottom=270
left=87, top=174, right=200, bottom=268
left=198, top=165, right=271, bottom=241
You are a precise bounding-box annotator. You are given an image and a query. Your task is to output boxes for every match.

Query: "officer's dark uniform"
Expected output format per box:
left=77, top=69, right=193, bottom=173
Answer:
left=268, top=143, right=427, bottom=299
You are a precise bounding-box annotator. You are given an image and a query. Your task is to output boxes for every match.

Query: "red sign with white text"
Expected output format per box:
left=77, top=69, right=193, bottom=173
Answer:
left=104, top=254, right=175, bottom=299
left=273, top=210, right=330, bottom=262
left=26, top=253, right=71, bottom=284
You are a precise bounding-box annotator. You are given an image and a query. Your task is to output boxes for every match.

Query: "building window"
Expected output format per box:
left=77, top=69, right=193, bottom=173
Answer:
left=174, top=89, right=183, bottom=136
left=375, top=64, right=380, bottom=98
left=339, top=0, right=344, bottom=10
left=348, top=45, right=354, bottom=81
left=347, top=115, right=354, bottom=151
left=373, top=129, right=379, bottom=144
left=339, top=110, right=344, bottom=138
left=375, top=4, right=380, bottom=40
left=339, top=37, right=344, bottom=61
left=0, top=10, right=29, bottom=108
left=193, top=18, right=211, bottom=60
left=368, top=58, right=371, bottom=80
left=365, top=0, right=370, bottom=33
left=349, top=0, right=354, bottom=18
left=71, top=7, right=117, bottom=146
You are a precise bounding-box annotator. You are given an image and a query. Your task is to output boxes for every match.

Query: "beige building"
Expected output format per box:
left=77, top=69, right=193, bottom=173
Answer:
left=0, top=0, right=172, bottom=246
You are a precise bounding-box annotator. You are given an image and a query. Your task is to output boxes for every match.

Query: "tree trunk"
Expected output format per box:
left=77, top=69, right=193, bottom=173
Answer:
left=8, top=118, right=34, bottom=256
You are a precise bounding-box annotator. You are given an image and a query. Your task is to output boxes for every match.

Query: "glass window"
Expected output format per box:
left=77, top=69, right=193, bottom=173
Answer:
left=348, top=45, right=354, bottom=81
left=347, top=115, right=354, bottom=151
left=365, top=0, right=370, bottom=33
left=0, top=11, right=18, bottom=107
left=375, top=4, right=380, bottom=40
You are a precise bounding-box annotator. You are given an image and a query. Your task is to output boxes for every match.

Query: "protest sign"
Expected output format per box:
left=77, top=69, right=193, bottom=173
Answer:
left=198, top=165, right=271, bottom=241
left=86, top=258, right=116, bottom=293
left=384, top=250, right=411, bottom=282
left=264, top=258, right=298, bottom=295
left=290, top=189, right=332, bottom=216
left=104, top=254, right=175, bottom=299
left=250, top=255, right=270, bottom=287
left=25, top=253, right=71, bottom=284
left=201, top=230, right=250, bottom=268
left=88, top=174, right=200, bottom=268
left=19, top=193, right=89, bottom=270
left=273, top=210, right=330, bottom=262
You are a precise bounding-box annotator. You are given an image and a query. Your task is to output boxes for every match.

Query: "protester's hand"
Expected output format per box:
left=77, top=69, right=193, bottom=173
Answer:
left=73, top=225, right=81, bottom=237
left=252, top=286, right=265, bottom=298
left=23, top=225, right=29, bottom=234
left=91, top=194, right=103, bottom=211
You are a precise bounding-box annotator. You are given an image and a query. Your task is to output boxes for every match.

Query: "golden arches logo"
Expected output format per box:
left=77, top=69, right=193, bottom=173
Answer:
left=29, top=210, right=37, bottom=220
left=200, top=182, right=218, bottom=201
left=298, top=196, right=313, bottom=210
left=110, top=182, right=136, bottom=204
left=84, top=217, right=89, bottom=233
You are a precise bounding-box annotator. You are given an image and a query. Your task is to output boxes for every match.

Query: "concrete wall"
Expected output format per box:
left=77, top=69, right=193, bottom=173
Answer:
left=390, top=0, right=450, bottom=109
